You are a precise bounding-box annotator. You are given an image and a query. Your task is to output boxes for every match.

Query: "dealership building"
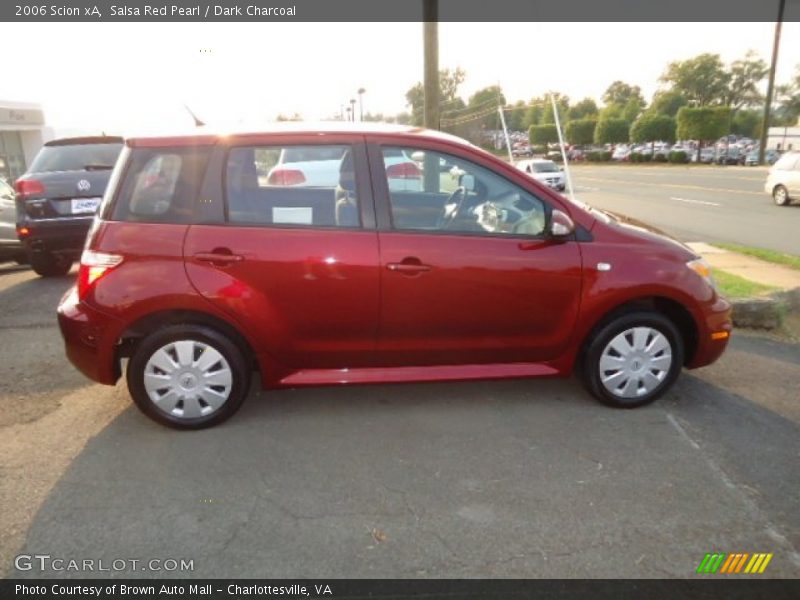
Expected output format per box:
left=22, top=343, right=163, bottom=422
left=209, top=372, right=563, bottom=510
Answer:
left=0, top=100, right=51, bottom=183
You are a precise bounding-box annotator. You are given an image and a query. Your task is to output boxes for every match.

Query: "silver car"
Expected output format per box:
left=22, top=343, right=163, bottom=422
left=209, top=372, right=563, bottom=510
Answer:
left=765, top=152, right=800, bottom=206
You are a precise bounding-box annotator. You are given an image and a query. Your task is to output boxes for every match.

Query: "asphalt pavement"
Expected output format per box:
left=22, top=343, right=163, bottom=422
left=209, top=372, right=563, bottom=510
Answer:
left=1, top=260, right=799, bottom=579
left=567, top=164, right=799, bottom=255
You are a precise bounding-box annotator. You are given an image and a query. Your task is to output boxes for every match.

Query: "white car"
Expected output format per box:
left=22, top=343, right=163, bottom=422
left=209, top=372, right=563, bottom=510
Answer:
left=765, top=151, right=800, bottom=206
left=266, top=147, right=422, bottom=192
left=515, top=159, right=566, bottom=191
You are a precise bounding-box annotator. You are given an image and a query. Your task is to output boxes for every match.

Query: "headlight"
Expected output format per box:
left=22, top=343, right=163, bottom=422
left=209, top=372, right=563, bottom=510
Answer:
left=687, top=257, right=716, bottom=290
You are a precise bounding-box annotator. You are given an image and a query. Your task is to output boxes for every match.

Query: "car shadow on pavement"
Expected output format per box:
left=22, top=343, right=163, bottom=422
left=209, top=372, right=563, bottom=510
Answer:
left=12, top=373, right=800, bottom=579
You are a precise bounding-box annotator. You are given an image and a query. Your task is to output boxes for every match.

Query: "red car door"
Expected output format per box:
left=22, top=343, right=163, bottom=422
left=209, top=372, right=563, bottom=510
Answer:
left=368, top=138, right=584, bottom=366
left=184, top=135, right=381, bottom=370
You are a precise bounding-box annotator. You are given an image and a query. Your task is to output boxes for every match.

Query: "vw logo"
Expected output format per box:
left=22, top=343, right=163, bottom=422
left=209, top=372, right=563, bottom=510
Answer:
left=77, top=179, right=91, bottom=192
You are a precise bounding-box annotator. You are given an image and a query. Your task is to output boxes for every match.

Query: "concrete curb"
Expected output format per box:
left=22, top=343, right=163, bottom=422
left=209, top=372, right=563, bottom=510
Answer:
left=731, top=287, right=800, bottom=330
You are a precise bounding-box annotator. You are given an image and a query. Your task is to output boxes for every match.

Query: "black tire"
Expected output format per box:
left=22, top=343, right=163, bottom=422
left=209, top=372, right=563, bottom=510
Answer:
left=580, top=311, right=684, bottom=409
left=773, top=185, right=791, bottom=207
left=28, top=251, right=72, bottom=277
left=127, top=324, right=251, bottom=429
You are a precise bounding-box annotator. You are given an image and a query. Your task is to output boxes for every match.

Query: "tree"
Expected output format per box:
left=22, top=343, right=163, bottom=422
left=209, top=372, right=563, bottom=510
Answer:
left=677, top=106, right=731, bottom=160
left=405, top=67, right=467, bottom=126
left=505, top=100, right=528, bottom=131
left=468, top=85, right=506, bottom=109
left=540, top=92, right=570, bottom=125
left=774, top=64, right=800, bottom=126
left=650, top=90, right=688, bottom=117
left=598, top=103, right=624, bottom=121
left=566, top=119, right=597, bottom=145
left=568, top=97, right=598, bottom=121
left=529, top=124, right=559, bottom=147
left=731, top=109, right=762, bottom=138
left=623, top=96, right=645, bottom=124
left=630, top=113, right=676, bottom=156
left=660, top=53, right=730, bottom=106
left=723, top=51, right=768, bottom=110
left=594, top=118, right=629, bottom=145
left=603, top=81, right=645, bottom=107
left=523, top=96, right=547, bottom=128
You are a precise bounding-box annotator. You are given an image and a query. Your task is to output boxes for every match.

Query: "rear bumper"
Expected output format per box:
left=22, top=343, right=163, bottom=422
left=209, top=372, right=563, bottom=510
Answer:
left=687, top=295, right=733, bottom=369
left=19, top=216, right=93, bottom=256
left=57, top=286, right=123, bottom=385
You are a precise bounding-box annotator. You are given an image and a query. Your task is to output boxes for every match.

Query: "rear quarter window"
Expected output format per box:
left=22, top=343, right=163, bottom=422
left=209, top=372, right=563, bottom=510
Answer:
left=109, top=146, right=211, bottom=223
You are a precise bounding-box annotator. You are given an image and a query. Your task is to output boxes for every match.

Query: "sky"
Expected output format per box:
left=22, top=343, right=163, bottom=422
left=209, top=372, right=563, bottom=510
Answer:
left=3, top=21, right=799, bottom=136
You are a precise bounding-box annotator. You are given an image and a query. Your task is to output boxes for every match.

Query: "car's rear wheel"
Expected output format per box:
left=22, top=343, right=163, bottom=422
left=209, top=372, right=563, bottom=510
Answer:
left=773, top=185, right=790, bottom=206
left=28, top=251, right=72, bottom=277
left=127, top=325, right=251, bottom=429
left=581, top=311, right=684, bottom=409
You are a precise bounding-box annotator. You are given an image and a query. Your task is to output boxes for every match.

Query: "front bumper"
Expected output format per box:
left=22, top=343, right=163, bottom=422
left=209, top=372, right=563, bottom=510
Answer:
left=687, top=295, right=733, bottom=369
left=57, top=286, right=124, bottom=385
left=19, top=216, right=93, bottom=256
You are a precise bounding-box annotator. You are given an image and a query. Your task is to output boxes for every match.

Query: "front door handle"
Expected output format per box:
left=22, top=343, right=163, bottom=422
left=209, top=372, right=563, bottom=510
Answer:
left=386, top=258, right=432, bottom=274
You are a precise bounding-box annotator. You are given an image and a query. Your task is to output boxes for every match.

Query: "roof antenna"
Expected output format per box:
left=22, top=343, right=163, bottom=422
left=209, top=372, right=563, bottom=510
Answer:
left=184, top=104, right=205, bottom=127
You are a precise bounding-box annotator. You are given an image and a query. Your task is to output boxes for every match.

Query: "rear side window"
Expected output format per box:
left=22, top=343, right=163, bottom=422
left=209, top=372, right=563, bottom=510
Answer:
left=774, top=153, right=799, bottom=171
left=225, top=144, right=360, bottom=228
left=29, top=143, right=123, bottom=173
left=110, top=146, right=211, bottom=223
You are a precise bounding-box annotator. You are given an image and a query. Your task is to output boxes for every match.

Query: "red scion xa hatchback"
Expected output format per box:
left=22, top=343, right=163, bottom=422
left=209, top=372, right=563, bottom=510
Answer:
left=57, top=124, right=732, bottom=429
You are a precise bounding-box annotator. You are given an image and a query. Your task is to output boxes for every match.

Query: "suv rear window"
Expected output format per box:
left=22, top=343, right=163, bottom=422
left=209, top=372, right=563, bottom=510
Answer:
left=109, top=146, right=211, bottom=223
left=29, top=142, right=123, bottom=173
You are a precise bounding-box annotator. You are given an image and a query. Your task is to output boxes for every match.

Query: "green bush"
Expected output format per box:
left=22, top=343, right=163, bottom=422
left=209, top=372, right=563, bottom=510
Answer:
left=587, top=151, right=612, bottom=162
left=630, top=152, right=652, bottom=163
left=668, top=150, right=689, bottom=164
left=653, top=153, right=668, bottom=163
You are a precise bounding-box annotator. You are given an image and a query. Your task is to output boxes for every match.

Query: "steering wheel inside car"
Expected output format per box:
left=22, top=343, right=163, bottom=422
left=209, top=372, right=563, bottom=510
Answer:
left=436, top=186, right=467, bottom=230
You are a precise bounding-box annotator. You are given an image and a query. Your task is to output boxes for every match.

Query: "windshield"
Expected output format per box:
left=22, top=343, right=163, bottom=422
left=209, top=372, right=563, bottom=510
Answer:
left=532, top=162, right=559, bottom=173
left=29, top=142, right=123, bottom=173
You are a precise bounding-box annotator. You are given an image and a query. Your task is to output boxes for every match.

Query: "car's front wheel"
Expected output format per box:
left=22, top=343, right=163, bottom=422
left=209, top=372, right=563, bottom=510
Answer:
left=28, top=251, right=72, bottom=277
left=773, top=185, right=791, bottom=206
left=127, top=325, right=251, bottom=429
left=581, top=311, right=684, bottom=409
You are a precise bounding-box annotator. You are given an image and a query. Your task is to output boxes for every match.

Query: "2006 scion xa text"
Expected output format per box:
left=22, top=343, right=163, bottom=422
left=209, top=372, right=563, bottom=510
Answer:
left=57, top=124, right=732, bottom=429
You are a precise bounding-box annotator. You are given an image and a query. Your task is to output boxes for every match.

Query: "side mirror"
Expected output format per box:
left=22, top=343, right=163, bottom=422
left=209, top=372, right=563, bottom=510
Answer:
left=549, top=209, right=575, bottom=239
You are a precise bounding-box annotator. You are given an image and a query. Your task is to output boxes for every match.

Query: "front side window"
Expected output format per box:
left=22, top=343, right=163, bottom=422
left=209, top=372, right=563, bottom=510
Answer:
left=225, top=144, right=359, bottom=228
left=381, top=146, right=547, bottom=237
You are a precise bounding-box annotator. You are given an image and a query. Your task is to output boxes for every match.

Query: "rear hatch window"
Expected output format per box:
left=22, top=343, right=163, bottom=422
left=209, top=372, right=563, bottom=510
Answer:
left=29, top=142, right=123, bottom=173
left=106, top=146, right=211, bottom=223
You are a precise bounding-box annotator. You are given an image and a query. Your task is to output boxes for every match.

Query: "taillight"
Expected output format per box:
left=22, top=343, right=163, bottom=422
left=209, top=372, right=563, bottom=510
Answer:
left=14, top=179, right=45, bottom=198
left=267, top=168, right=306, bottom=186
left=386, top=162, right=422, bottom=179
left=77, top=250, right=123, bottom=298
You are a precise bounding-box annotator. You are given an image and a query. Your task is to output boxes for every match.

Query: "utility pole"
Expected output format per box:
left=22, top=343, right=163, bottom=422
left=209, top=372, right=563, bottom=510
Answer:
left=422, top=0, right=439, bottom=193
left=759, top=0, right=785, bottom=165
left=423, top=1, right=439, bottom=130
left=358, top=88, right=366, bottom=122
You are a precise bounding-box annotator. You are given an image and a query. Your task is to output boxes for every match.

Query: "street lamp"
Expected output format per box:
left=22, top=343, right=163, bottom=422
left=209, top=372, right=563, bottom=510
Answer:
left=349, top=98, right=356, bottom=122
left=345, top=106, right=352, bottom=122
left=357, top=88, right=366, bottom=121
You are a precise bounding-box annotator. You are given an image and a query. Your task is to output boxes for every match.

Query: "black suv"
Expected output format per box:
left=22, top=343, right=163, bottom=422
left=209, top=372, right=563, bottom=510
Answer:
left=13, top=136, right=123, bottom=276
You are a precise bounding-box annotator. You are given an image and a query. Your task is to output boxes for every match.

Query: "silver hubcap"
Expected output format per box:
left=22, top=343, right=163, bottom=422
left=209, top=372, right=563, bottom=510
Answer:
left=599, top=327, right=673, bottom=399
left=774, top=188, right=787, bottom=204
left=143, top=340, right=232, bottom=419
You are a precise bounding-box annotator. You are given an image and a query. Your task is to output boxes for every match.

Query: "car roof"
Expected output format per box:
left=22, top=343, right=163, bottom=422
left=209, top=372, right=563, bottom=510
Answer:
left=126, top=121, right=476, bottom=148
left=45, top=136, right=124, bottom=146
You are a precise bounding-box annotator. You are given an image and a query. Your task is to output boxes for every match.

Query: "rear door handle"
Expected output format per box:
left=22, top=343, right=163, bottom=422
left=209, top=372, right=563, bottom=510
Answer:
left=193, top=251, right=244, bottom=264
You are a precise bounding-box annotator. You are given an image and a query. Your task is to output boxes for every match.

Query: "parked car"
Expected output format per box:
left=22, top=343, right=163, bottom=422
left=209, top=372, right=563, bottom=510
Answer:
left=515, top=158, right=566, bottom=191
left=611, top=145, right=631, bottom=161
left=714, top=146, right=742, bottom=165
left=0, top=178, right=26, bottom=264
left=744, top=149, right=780, bottom=166
left=57, top=123, right=732, bottom=429
left=14, top=136, right=124, bottom=276
left=765, top=151, right=800, bottom=206
left=512, top=142, right=533, bottom=157
left=691, top=147, right=716, bottom=164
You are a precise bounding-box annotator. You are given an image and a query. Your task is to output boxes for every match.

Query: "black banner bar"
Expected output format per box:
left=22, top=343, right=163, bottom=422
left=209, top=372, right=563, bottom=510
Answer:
left=4, top=579, right=800, bottom=600
left=3, top=0, right=800, bottom=22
